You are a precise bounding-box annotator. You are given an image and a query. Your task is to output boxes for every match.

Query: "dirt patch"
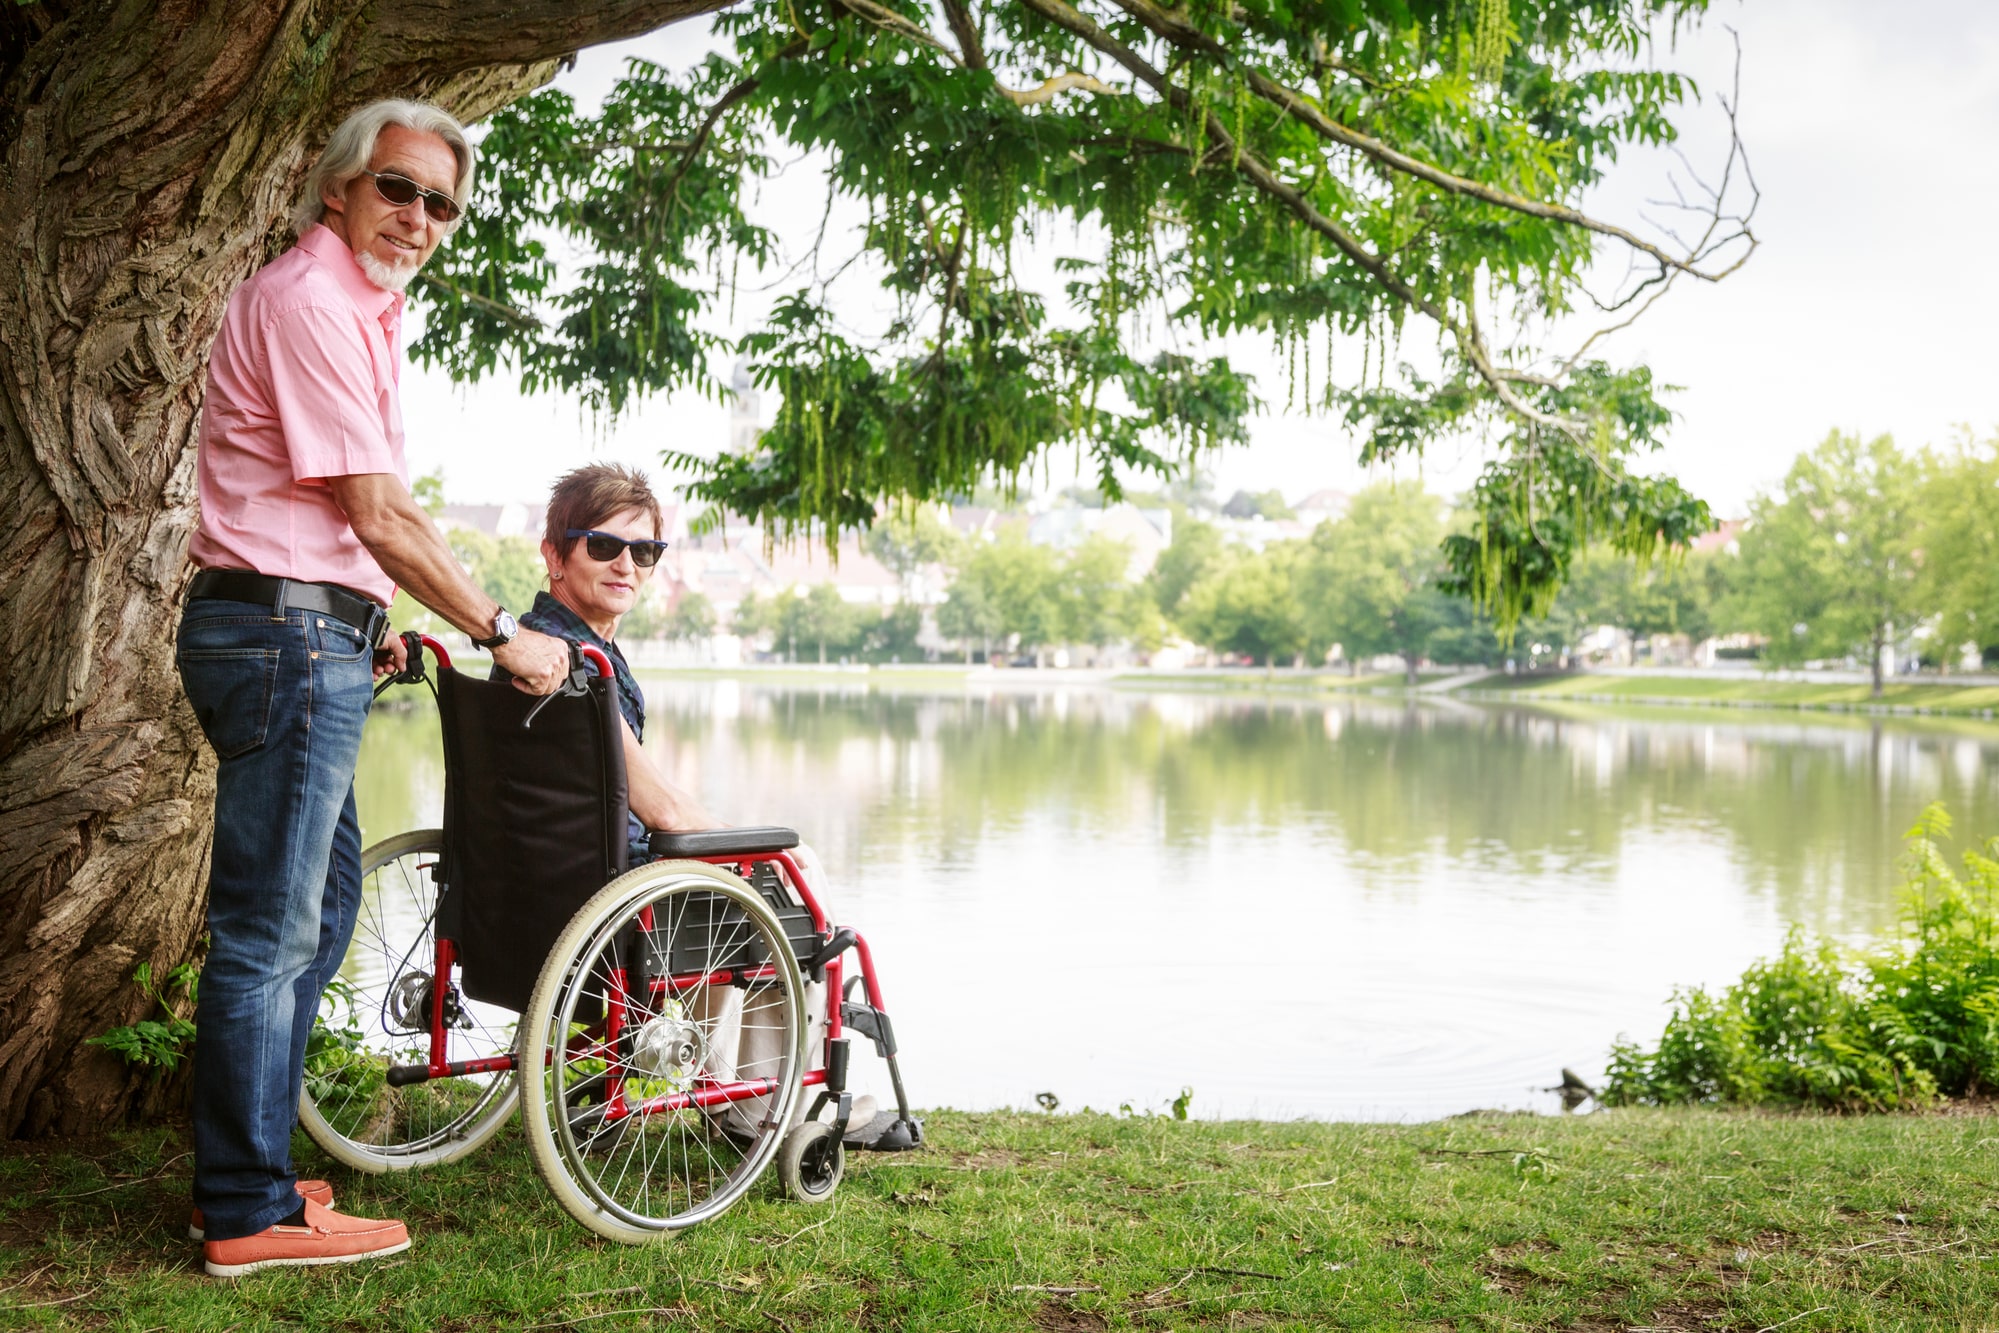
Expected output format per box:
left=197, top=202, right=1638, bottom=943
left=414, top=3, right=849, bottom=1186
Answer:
left=1488, top=1238, right=1561, bottom=1259
left=1635, top=1298, right=1737, bottom=1330
left=1033, top=1303, right=1109, bottom=1331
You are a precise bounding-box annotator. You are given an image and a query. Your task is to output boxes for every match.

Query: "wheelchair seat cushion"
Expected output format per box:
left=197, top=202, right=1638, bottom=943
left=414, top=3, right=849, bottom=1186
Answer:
left=647, top=825, right=800, bottom=859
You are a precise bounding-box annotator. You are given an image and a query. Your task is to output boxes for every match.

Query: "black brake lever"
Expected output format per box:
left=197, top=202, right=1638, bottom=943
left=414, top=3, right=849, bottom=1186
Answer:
left=521, top=643, right=593, bottom=729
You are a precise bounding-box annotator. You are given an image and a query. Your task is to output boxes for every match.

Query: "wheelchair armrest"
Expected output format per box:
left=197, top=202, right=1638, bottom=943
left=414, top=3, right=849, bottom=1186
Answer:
left=647, top=825, right=801, bottom=858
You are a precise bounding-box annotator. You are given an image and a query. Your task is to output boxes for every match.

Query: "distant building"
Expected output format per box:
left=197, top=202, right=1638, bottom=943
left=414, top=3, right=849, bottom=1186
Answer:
left=1692, top=518, right=1746, bottom=556
left=1026, top=503, right=1172, bottom=579
left=1293, top=488, right=1351, bottom=531
left=437, top=501, right=545, bottom=540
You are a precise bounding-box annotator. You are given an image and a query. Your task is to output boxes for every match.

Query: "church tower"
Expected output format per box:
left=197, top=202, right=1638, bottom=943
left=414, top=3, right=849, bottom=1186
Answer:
left=729, top=355, right=761, bottom=454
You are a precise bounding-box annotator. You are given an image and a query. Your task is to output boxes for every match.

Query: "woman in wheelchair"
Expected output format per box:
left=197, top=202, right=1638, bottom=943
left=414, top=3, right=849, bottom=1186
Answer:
left=499, top=465, right=864, bottom=1134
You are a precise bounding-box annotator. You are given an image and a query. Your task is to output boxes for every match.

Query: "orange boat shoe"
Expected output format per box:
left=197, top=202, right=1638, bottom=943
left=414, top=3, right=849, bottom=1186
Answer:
left=202, top=1199, right=408, bottom=1278
left=188, top=1179, right=335, bottom=1241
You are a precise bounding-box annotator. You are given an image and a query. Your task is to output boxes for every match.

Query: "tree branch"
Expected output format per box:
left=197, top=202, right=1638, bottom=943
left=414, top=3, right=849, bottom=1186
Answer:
left=829, top=0, right=959, bottom=59
left=413, top=272, right=543, bottom=327
left=660, top=39, right=806, bottom=211
left=1017, top=0, right=1582, bottom=441
left=1103, top=0, right=1752, bottom=285
left=364, top=0, right=748, bottom=71
left=1000, top=71, right=1119, bottom=106
left=939, top=0, right=988, bottom=70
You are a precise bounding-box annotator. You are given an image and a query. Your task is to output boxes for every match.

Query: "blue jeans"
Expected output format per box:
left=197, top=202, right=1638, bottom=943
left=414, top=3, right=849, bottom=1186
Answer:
left=176, top=597, right=375, bottom=1241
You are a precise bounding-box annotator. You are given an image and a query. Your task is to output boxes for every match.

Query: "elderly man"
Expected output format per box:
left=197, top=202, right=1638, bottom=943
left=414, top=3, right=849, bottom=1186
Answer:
left=177, top=99, right=569, bottom=1277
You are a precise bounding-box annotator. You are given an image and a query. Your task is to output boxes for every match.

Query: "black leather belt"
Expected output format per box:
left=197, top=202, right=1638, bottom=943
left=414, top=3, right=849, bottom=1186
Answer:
left=188, top=569, right=390, bottom=648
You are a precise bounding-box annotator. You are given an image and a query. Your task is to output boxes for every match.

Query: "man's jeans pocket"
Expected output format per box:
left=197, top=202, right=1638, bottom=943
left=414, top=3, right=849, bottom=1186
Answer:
left=179, top=649, right=282, bottom=759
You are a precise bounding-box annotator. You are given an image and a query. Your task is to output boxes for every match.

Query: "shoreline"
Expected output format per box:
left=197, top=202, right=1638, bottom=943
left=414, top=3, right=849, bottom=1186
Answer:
left=435, top=651, right=1999, bottom=721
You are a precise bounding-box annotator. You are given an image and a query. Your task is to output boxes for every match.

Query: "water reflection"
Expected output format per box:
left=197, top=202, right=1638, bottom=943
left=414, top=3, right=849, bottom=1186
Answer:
left=354, top=681, right=1999, bottom=1121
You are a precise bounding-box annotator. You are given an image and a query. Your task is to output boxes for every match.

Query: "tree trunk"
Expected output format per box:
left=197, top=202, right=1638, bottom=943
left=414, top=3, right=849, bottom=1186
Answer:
left=1404, top=654, right=1420, bottom=686
left=1872, top=628, right=1886, bottom=698
left=0, top=0, right=730, bottom=1138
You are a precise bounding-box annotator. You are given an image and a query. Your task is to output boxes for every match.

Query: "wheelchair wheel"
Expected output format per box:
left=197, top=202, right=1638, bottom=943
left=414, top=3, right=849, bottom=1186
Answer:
left=520, top=860, right=809, bottom=1242
left=298, top=829, right=519, bottom=1172
left=776, top=1120, right=844, bottom=1203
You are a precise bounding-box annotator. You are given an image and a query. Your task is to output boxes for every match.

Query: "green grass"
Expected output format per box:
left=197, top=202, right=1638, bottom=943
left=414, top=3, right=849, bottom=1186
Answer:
left=1475, top=673, right=1999, bottom=717
left=6, top=1108, right=1999, bottom=1330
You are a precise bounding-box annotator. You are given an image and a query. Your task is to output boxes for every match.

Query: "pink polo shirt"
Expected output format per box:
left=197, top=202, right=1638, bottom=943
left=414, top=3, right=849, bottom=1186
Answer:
left=188, top=224, right=409, bottom=606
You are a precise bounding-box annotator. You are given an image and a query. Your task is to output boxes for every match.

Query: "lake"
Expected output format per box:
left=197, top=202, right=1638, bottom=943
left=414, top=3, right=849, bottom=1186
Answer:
left=354, top=675, right=1999, bottom=1122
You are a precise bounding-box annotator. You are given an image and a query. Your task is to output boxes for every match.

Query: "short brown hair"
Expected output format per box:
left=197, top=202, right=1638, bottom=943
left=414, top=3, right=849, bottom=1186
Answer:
left=543, top=463, right=664, bottom=553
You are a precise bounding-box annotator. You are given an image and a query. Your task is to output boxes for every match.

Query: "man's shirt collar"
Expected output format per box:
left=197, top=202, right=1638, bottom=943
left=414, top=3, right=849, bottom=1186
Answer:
left=296, top=223, right=404, bottom=323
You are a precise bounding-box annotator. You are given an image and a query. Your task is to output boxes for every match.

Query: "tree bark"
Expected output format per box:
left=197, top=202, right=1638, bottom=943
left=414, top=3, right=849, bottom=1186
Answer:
left=0, top=0, right=731, bottom=1137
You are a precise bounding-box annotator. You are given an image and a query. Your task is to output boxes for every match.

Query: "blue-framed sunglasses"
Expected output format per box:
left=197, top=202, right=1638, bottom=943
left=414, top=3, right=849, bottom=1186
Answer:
left=566, top=529, right=669, bottom=567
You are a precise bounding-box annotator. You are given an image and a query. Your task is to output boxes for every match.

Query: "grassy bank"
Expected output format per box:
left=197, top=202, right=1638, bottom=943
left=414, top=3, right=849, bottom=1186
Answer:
left=1471, top=672, right=1999, bottom=718
left=5, top=1108, right=1999, bottom=1330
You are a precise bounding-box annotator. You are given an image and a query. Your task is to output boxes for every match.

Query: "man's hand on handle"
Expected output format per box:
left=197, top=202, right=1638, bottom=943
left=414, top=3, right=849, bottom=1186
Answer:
left=371, top=630, right=409, bottom=682
left=494, top=628, right=569, bottom=696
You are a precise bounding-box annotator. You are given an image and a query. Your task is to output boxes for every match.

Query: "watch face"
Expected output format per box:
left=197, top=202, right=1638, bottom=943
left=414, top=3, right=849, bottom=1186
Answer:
left=495, top=608, right=517, bottom=641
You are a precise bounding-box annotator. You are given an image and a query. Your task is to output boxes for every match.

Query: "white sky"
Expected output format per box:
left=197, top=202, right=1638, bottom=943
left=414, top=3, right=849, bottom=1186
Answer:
left=398, top=0, right=1999, bottom=520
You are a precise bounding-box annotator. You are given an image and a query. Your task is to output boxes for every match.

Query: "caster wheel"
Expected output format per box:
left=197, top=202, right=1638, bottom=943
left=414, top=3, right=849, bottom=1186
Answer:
left=777, top=1119, right=845, bottom=1204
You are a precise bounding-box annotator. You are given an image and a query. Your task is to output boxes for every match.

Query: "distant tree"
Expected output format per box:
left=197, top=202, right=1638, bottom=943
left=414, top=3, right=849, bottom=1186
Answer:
left=1299, top=484, right=1453, bottom=683
left=1556, top=545, right=1722, bottom=643
left=944, top=535, right=1066, bottom=663
left=1060, top=536, right=1140, bottom=650
left=862, top=507, right=963, bottom=580
left=617, top=587, right=669, bottom=640
left=1150, top=516, right=1224, bottom=622
left=1726, top=432, right=1928, bottom=696
left=1179, top=548, right=1306, bottom=667
left=859, top=604, right=924, bottom=664
left=448, top=530, right=546, bottom=625
left=664, top=591, right=719, bottom=643
left=1220, top=489, right=1294, bottom=521
left=732, top=592, right=770, bottom=643
left=771, top=584, right=866, bottom=663
left=624, top=588, right=716, bottom=642
left=936, top=572, right=1006, bottom=662
left=1920, top=435, right=1999, bottom=665
left=412, top=468, right=447, bottom=519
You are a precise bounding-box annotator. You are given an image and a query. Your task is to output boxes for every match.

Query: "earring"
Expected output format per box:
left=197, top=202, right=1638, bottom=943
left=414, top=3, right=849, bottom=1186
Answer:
left=552, top=570, right=563, bottom=580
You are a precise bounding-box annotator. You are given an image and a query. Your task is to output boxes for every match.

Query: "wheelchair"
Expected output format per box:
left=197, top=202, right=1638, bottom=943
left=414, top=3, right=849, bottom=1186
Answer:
left=298, top=634, right=920, bottom=1242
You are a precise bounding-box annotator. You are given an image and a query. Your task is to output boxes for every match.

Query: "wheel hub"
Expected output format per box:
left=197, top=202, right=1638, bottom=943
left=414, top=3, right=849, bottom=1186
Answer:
left=627, top=1001, right=706, bottom=1092
left=387, top=970, right=433, bottom=1031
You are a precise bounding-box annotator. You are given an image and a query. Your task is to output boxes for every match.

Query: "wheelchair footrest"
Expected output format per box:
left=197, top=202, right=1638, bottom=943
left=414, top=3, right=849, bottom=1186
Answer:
left=844, top=1112, right=924, bottom=1152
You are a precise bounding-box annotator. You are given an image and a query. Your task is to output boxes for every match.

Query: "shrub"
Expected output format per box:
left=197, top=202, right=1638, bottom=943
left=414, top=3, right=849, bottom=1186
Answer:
left=1604, top=804, right=1999, bottom=1110
left=86, top=961, right=198, bottom=1074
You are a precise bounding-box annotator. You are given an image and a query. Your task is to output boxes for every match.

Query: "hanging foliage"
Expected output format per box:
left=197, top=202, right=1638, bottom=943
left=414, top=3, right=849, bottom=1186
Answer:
left=418, top=0, right=1756, bottom=633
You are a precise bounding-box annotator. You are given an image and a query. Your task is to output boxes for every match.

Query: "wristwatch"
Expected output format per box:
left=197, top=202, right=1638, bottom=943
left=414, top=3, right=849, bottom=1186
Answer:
left=472, top=607, right=518, bottom=651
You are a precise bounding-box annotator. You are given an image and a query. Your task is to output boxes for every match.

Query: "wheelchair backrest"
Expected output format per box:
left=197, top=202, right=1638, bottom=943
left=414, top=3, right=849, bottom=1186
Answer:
left=435, top=667, right=629, bottom=1013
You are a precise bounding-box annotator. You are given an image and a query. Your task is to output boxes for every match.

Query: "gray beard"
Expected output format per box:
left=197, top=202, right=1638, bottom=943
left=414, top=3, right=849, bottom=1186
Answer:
left=355, top=249, right=420, bottom=293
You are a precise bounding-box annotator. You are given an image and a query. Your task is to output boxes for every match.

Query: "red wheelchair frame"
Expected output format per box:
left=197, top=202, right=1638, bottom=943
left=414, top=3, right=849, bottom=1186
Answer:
left=381, top=634, right=918, bottom=1153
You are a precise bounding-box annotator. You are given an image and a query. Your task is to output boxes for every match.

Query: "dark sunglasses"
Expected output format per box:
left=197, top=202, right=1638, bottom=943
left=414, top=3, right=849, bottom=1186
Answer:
left=567, top=528, right=668, bottom=567
left=363, top=169, right=464, bottom=223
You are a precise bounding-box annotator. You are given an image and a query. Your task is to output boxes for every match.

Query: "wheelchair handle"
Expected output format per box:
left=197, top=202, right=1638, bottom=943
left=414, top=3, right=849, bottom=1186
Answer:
left=373, top=631, right=454, bottom=698
left=578, top=644, right=611, bottom=678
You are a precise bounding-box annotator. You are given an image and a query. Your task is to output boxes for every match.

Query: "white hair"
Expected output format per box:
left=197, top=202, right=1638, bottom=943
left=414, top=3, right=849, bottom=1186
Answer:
left=293, top=99, right=475, bottom=235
